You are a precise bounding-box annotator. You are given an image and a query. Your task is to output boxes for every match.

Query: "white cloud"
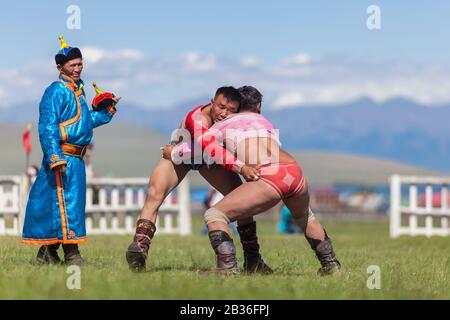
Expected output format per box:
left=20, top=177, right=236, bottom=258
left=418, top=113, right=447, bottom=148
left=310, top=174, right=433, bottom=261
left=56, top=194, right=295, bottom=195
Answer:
left=115, top=48, right=145, bottom=61
left=80, top=47, right=145, bottom=64
left=271, top=65, right=313, bottom=77
left=96, top=79, right=128, bottom=92
left=240, top=56, right=261, bottom=68
left=270, top=52, right=314, bottom=78
left=1, top=48, right=450, bottom=110
left=81, top=47, right=104, bottom=64
left=273, top=92, right=305, bottom=109
left=281, top=52, right=311, bottom=66
left=182, top=51, right=216, bottom=72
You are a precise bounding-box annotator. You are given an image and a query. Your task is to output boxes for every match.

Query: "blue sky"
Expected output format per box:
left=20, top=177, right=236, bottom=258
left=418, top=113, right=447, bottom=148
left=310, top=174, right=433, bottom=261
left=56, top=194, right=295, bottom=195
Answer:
left=0, top=1, right=449, bottom=108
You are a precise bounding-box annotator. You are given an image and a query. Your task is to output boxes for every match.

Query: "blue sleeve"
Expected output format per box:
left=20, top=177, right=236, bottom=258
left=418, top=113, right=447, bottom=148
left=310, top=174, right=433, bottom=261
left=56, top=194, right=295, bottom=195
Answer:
left=281, top=206, right=291, bottom=219
left=38, top=83, right=67, bottom=169
left=89, top=105, right=116, bottom=128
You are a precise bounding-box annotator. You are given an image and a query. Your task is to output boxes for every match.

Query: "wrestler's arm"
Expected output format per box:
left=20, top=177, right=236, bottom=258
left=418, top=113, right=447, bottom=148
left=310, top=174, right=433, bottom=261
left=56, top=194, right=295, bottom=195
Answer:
left=164, top=120, right=196, bottom=164
left=164, top=125, right=259, bottom=180
left=169, top=122, right=184, bottom=144
left=164, top=115, right=236, bottom=167
left=38, top=83, right=67, bottom=170
left=163, top=112, right=259, bottom=179
left=165, top=141, right=190, bottom=164
left=198, top=128, right=262, bottom=181
left=193, top=121, right=244, bottom=173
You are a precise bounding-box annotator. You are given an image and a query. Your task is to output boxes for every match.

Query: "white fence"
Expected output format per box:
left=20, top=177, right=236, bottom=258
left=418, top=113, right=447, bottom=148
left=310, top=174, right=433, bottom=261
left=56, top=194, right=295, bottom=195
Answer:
left=390, top=175, right=450, bottom=238
left=0, top=175, right=191, bottom=236
left=0, top=176, right=24, bottom=235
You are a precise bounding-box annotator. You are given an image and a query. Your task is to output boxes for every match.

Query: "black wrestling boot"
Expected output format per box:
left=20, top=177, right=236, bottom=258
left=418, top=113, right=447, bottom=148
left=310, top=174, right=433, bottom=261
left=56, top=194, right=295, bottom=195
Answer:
left=62, top=244, right=84, bottom=266
left=237, top=221, right=273, bottom=274
left=201, top=230, right=240, bottom=275
left=36, top=243, right=62, bottom=265
left=306, top=230, right=341, bottom=276
left=126, top=219, right=156, bottom=272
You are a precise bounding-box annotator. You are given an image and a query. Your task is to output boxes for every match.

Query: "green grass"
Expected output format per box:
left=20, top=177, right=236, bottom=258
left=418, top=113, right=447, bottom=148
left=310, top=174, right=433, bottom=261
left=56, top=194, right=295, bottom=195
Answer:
left=0, top=219, right=449, bottom=299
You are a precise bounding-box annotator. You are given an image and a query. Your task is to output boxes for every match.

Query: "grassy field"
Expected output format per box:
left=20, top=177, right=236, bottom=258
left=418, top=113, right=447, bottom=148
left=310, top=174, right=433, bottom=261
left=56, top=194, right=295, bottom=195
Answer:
left=0, top=219, right=449, bottom=299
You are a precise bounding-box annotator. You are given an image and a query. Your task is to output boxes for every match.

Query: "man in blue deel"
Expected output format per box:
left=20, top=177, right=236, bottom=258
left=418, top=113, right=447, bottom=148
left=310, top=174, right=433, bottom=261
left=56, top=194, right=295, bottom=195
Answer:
left=278, top=206, right=303, bottom=234
left=22, top=35, right=121, bottom=265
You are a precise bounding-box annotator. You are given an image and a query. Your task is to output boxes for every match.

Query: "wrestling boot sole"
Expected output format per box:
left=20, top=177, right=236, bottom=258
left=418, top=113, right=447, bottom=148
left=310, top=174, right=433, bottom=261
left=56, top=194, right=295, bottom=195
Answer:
left=317, top=261, right=341, bottom=276
left=245, top=258, right=273, bottom=275
left=126, top=242, right=146, bottom=272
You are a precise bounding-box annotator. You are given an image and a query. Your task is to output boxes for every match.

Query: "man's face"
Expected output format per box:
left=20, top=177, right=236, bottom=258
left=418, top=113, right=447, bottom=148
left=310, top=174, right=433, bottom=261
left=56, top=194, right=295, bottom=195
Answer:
left=210, top=94, right=239, bottom=123
left=59, top=58, right=83, bottom=81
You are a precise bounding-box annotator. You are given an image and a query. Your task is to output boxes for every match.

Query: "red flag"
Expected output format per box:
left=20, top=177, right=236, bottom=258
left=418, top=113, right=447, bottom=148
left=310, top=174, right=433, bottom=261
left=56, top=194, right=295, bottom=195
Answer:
left=22, top=128, right=32, bottom=155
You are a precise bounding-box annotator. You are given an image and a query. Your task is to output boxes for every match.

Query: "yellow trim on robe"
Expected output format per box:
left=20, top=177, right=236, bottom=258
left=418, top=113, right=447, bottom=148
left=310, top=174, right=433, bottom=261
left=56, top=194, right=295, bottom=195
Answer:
left=58, top=74, right=83, bottom=142
left=49, top=160, right=67, bottom=169
left=55, top=171, right=69, bottom=241
left=21, top=237, right=87, bottom=245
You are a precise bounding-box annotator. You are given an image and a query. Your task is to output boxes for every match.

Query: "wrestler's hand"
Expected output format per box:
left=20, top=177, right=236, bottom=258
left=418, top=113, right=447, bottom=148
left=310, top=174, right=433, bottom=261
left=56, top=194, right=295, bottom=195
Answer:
left=53, top=164, right=67, bottom=175
left=241, top=164, right=260, bottom=182
left=162, top=144, right=175, bottom=160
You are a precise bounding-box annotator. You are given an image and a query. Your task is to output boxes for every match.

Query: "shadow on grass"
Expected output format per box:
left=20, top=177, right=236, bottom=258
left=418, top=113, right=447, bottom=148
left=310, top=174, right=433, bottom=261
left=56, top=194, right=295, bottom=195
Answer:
left=136, top=265, right=280, bottom=276
left=28, top=259, right=100, bottom=268
left=271, top=270, right=306, bottom=276
left=140, top=264, right=200, bottom=273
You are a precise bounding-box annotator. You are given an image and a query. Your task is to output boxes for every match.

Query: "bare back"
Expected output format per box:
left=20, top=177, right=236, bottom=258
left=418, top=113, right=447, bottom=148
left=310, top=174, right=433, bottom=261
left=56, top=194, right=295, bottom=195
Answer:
left=211, top=111, right=296, bottom=166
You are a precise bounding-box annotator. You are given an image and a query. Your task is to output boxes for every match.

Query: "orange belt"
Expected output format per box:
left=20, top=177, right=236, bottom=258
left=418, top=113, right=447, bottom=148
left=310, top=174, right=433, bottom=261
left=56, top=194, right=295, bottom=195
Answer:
left=61, top=143, right=87, bottom=159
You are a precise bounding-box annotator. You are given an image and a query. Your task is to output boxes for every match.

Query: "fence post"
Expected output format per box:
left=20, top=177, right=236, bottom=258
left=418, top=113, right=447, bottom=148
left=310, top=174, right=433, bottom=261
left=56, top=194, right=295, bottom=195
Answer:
left=409, top=184, right=417, bottom=235
left=390, top=175, right=401, bottom=238
left=18, top=175, right=29, bottom=236
left=442, top=185, right=449, bottom=231
left=178, top=176, right=192, bottom=235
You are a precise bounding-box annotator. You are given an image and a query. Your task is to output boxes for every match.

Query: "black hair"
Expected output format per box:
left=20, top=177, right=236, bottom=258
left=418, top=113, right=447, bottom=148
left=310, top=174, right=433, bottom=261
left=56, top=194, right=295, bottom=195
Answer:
left=238, top=85, right=262, bottom=112
left=55, top=47, right=82, bottom=66
left=214, top=86, right=241, bottom=105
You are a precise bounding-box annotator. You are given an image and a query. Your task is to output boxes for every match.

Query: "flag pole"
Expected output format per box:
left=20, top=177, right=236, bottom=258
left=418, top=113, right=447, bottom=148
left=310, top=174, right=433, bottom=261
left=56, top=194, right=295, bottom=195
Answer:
left=26, top=152, right=30, bottom=175
left=23, top=123, right=32, bottom=185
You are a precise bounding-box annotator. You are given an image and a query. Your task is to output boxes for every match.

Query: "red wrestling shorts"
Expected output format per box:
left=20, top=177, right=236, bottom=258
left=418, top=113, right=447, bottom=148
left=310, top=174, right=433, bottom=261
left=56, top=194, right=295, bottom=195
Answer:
left=259, top=161, right=307, bottom=198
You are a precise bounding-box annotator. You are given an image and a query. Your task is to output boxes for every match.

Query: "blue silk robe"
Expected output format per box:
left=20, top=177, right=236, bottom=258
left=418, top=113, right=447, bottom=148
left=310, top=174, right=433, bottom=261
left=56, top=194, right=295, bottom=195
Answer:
left=22, top=73, right=116, bottom=245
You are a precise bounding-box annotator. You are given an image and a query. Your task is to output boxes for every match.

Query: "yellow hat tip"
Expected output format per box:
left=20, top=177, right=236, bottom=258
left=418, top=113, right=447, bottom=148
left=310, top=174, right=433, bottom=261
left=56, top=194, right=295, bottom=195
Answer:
left=92, top=83, right=104, bottom=95
left=58, top=35, right=70, bottom=50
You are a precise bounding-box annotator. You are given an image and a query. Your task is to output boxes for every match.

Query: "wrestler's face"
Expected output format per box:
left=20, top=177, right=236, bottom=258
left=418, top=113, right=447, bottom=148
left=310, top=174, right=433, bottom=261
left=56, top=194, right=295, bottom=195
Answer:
left=210, top=94, right=239, bottom=123
left=59, top=58, right=83, bottom=82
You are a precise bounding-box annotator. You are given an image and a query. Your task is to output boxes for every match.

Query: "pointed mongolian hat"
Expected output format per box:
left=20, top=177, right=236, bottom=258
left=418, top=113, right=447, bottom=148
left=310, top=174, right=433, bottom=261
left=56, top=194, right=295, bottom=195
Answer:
left=55, top=35, right=82, bottom=65
left=92, top=83, right=115, bottom=111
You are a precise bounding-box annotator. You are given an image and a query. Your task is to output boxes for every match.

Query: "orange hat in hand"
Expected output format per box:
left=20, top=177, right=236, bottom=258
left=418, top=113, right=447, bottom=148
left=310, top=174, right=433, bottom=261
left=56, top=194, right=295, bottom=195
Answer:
left=92, top=83, right=115, bottom=111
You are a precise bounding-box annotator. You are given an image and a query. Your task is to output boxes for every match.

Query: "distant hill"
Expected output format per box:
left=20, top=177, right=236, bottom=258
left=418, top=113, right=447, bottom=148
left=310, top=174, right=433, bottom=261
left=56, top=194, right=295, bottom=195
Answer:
left=2, top=97, right=449, bottom=172
left=0, top=123, right=442, bottom=188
